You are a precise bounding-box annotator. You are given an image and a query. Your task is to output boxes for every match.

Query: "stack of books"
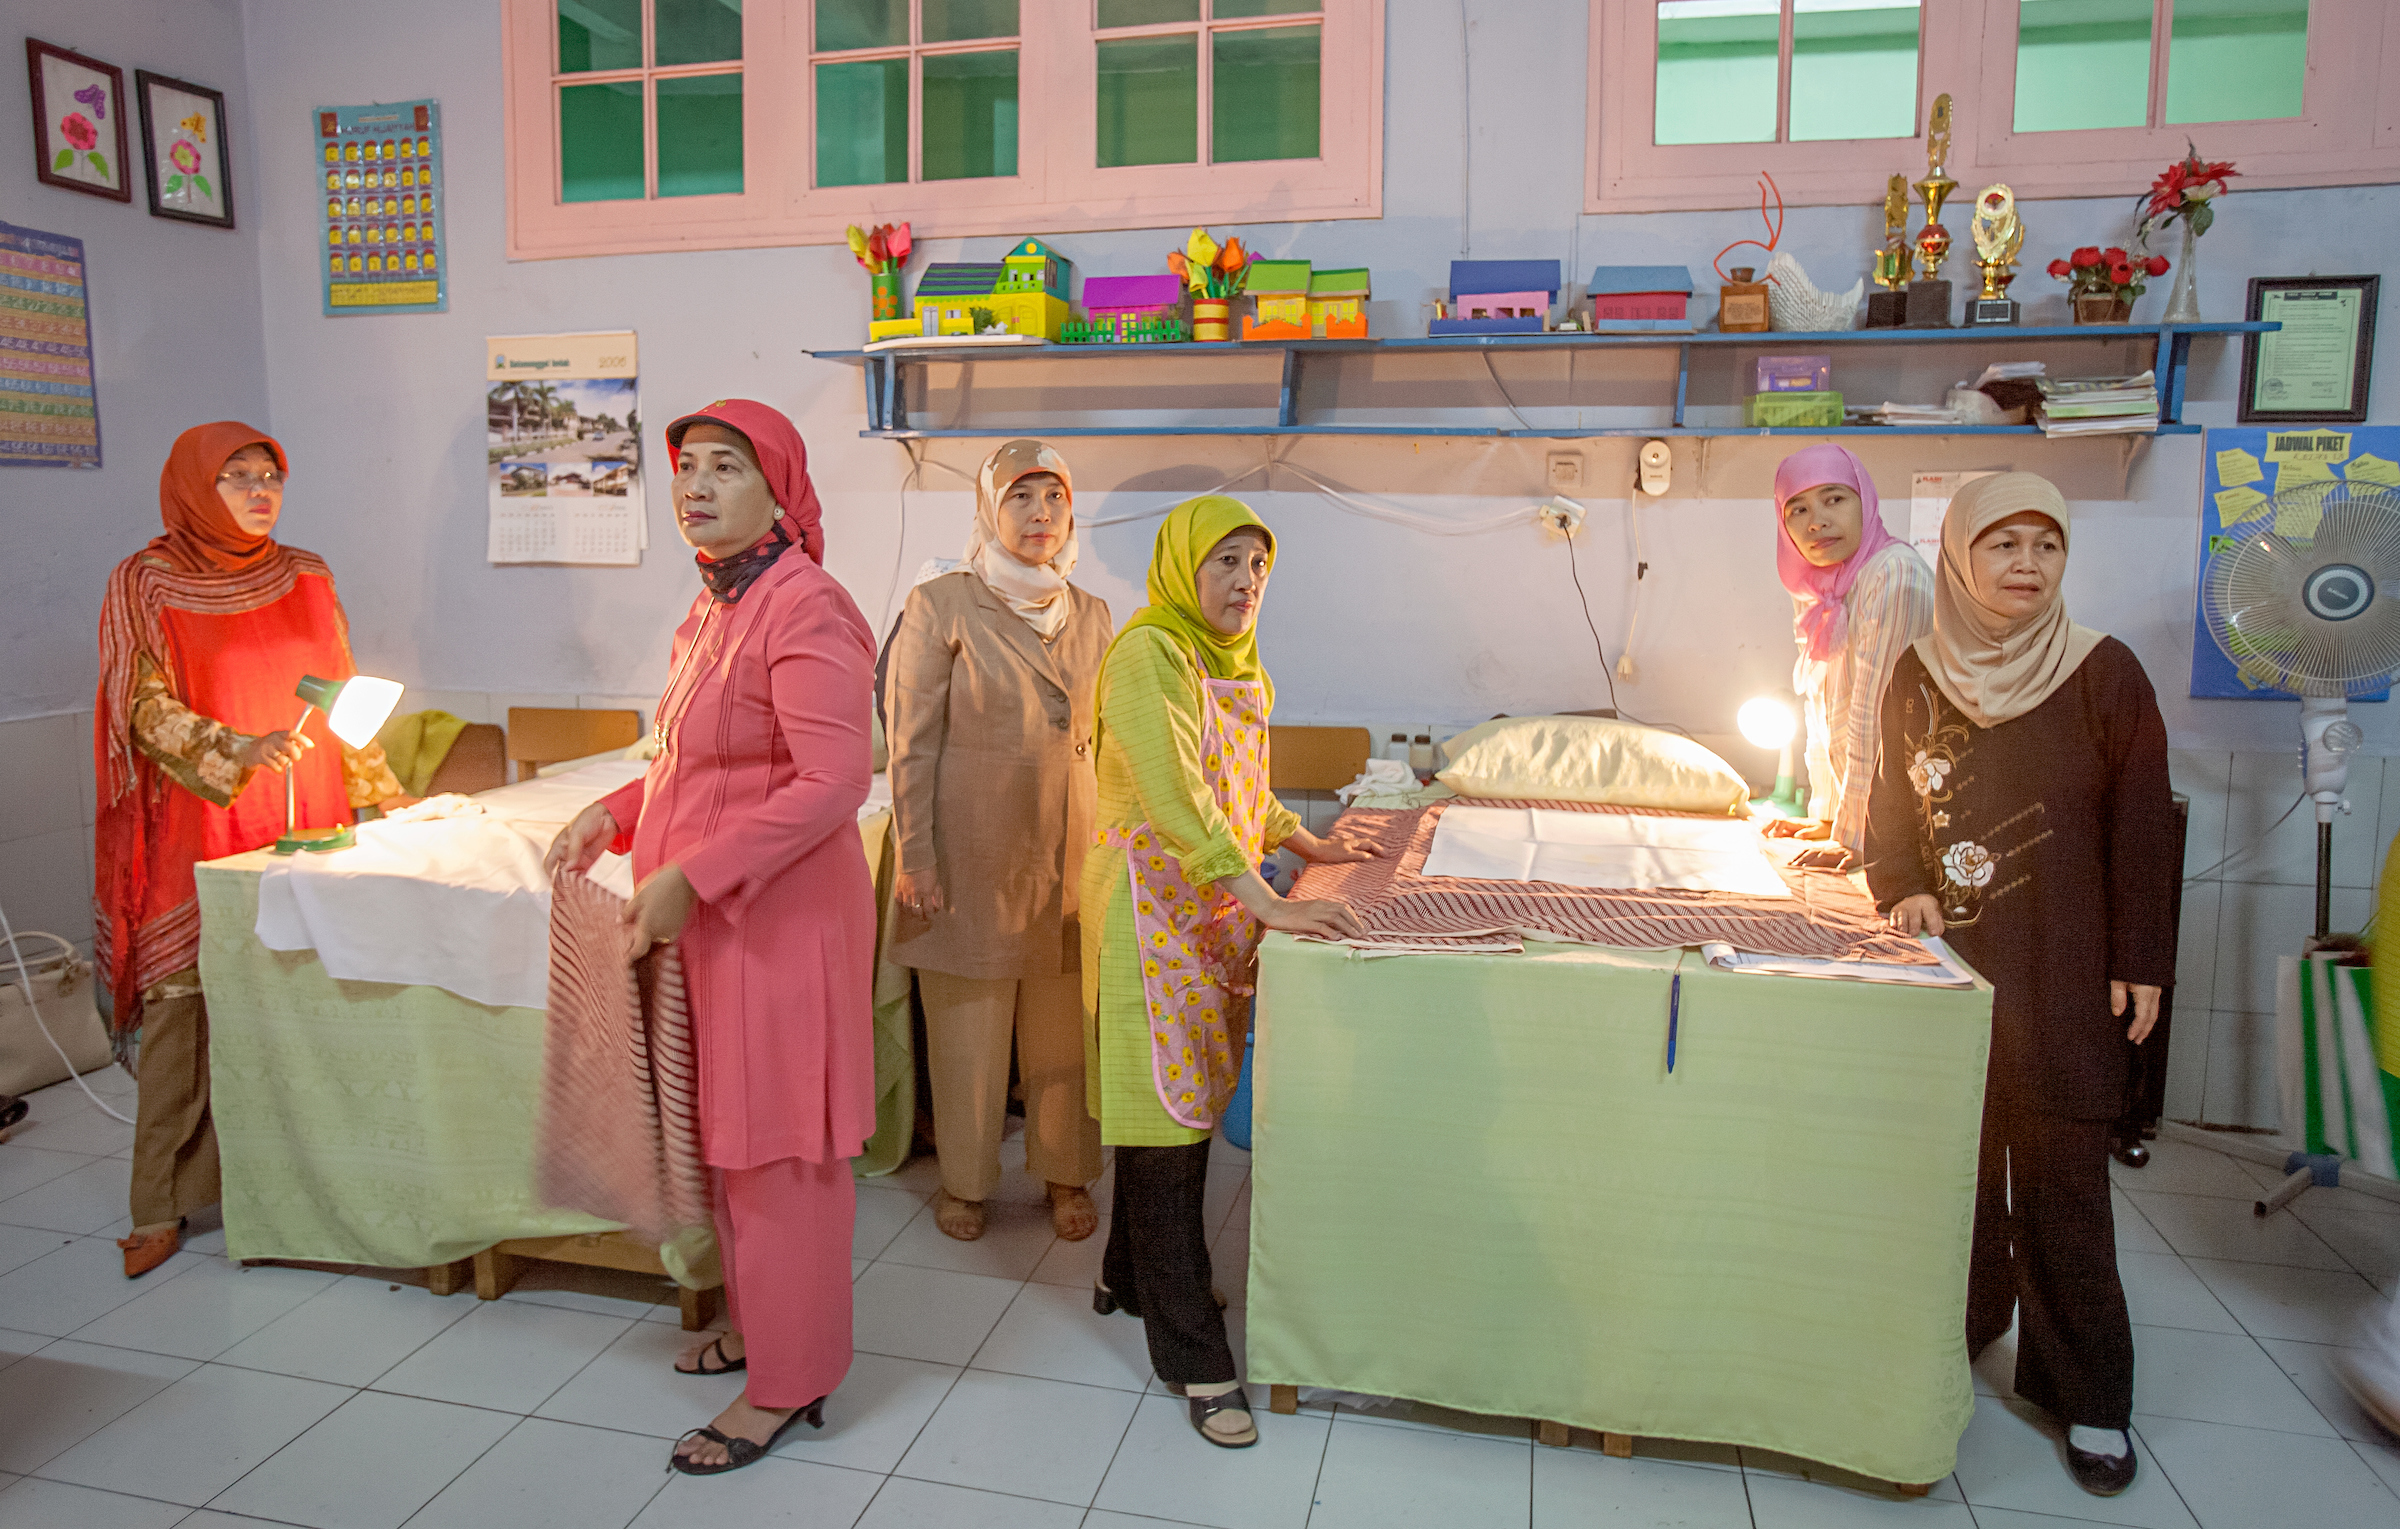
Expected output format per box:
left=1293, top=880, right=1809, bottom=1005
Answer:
left=2037, top=371, right=2159, bottom=437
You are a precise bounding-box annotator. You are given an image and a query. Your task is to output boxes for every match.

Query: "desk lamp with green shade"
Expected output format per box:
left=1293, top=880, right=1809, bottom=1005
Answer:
left=272, top=673, right=404, bottom=854
left=1737, top=695, right=1805, bottom=819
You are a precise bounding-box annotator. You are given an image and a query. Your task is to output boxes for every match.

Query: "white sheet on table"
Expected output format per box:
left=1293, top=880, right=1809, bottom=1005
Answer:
left=252, top=758, right=891, bottom=1010
left=1421, top=805, right=1791, bottom=899
left=1700, top=936, right=1976, bottom=988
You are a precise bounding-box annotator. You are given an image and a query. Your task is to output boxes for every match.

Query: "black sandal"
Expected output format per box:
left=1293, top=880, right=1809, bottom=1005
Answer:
left=0, top=1095, right=25, bottom=1135
left=675, top=1336, right=747, bottom=1377
left=668, top=1398, right=825, bottom=1475
left=1094, top=1282, right=1227, bottom=1317
left=1177, top=1385, right=1257, bottom=1449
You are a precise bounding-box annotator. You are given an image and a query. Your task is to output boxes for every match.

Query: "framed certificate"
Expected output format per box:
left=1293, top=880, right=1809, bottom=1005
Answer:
left=2240, top=276, right=2378, bottom=424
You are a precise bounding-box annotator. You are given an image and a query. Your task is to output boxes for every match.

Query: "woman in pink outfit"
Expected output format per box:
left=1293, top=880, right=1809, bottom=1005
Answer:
left=546, top=399, right=876, bottom=1476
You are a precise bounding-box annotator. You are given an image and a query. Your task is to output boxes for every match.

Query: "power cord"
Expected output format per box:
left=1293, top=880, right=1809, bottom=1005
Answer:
left=0, top=896, right=134, bottom=1123
left=2184, top=792, right=2307, bottom=885
left=1563, top=529, right=1687, bottom=736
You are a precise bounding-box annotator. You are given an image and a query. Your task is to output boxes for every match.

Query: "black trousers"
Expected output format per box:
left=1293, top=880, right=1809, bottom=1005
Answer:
left=1967, top=1102, right=2135, bottom=1429
left=1100, top=1139, right=1236, bottom=1387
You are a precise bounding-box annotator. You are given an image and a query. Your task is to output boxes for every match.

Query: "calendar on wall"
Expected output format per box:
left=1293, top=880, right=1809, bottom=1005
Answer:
left=486, top=331, right=645, bottom=567
left=315, top=99, right=446, bottom=316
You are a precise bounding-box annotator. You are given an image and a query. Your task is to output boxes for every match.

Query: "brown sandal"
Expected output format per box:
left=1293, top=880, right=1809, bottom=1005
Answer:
left=675, top=1336, right=746, bottom=1377
left=1047, top=1183, right=1097, bottom=1241
left=934, top=1190, right=986, bottom=1242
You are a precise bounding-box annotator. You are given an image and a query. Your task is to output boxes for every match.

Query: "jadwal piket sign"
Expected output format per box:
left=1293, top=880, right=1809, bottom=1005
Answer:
left=315, top=100, right=447, bottom=316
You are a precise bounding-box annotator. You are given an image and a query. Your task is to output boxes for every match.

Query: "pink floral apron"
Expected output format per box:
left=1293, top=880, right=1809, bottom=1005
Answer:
left=1104, top=660, right=1273, bottom=1129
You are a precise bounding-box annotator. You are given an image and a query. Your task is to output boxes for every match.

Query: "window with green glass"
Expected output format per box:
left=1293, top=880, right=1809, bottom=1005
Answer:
left=812, top=0, right=1021, bottom=187
left=1093, top=2, right=1322, bottom=170
left=1654, top=0, right=1920, bottom=148
left=2013, top=0, right=2310, bottom=133
left=553, top=0, right=743, bottom=202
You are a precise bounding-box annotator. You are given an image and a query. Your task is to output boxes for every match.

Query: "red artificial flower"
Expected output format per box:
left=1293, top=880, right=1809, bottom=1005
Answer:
left=2047, top=258, right=2072, bottom=278
left=2102, top=247, right=2128, bottom=265
left=2144, top=255, right=2170, bottom=277
left=60, top=112, right=97, bottom=151
left=2109, top=262, right=2136, bottom=287
left=2072, top=246, right=2102, bottom=267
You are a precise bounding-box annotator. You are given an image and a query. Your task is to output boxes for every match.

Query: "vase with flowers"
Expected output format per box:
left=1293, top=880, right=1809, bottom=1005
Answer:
left=1168, top=227, right=1248, bottom=341
left=2049, top=246, right=2169, bottom=325
left=845, top=222, right=913, bottom=321
left=2135, top=142, right=2237, bottom=323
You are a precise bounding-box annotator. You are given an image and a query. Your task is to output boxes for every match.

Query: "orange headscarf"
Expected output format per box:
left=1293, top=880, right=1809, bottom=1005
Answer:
left=151, top=421, right=288, bottom=574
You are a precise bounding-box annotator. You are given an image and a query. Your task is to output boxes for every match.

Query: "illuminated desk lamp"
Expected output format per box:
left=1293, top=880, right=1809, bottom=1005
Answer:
left=1737, top=696, right=1804, bottom=819
left=272, top=673, right=404, bottom=854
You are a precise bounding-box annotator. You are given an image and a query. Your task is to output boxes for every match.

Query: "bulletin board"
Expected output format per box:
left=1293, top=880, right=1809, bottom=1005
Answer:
left=2192, top=426, right=2400, bottom=699
left=314, top=100, right=446, bottom=316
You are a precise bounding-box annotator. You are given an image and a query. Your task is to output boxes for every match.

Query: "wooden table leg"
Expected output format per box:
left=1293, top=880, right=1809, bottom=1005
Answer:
left=678, top=1283, right=723, bottom=1333
left=1538, top=1420, right=1571, bottom=1448
left=424, top=1258, right=472, bottom=1297
left=1601, top=1432, right=1635, bottom=1458
left=1896, top=1482, right=1934, bottom=1498
left=471, top=1246, right=519, bottom=1301
left=1269, top=1384, right=1299, bottom=1416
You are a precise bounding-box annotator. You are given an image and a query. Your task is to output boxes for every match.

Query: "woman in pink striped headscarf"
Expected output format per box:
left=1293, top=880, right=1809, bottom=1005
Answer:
left=1765, top=444, right=1933, bottom=865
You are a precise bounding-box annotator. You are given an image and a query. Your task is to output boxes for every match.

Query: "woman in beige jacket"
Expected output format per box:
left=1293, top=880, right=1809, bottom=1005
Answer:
left=886, top=440, right=1110, bottom=1242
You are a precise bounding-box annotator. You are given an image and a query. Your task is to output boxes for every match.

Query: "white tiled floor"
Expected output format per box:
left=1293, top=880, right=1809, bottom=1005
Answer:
left=2, top=1078, right=2397, bottom=1528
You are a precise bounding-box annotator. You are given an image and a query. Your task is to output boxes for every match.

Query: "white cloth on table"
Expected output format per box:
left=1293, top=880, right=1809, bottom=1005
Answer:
left=1337, top=757, right=1419, bottom=804
left=1421, top=805, right=1792, bottom=899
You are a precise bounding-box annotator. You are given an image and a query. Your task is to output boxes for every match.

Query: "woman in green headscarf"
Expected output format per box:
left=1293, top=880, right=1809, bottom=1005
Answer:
left=1081, top=494, right=1375, bottom=1449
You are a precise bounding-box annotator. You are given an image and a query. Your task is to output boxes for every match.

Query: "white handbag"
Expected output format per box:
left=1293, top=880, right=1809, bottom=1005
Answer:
left=1, top=931, right=117, bottom=1097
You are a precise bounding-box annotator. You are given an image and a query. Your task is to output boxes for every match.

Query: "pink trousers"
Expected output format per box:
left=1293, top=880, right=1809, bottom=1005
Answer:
left=711, top=1156, right=857, bottom=1408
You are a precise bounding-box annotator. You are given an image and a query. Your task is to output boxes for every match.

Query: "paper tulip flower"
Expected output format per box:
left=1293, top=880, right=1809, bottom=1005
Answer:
left=1167, top=250, right=1196, bottom=292
left=846, top=224, right=873, bottom=270
left=1186, top=227, right=1220, bottom=272
left=888, top=222, right=912, bottom=266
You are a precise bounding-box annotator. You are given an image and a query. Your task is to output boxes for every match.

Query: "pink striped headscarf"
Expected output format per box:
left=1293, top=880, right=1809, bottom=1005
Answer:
left=1773, top=444, right=1897, bottom=662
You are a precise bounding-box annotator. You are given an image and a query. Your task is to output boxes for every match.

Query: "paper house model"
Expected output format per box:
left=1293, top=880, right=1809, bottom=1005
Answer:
left=1242, top=260, right=1314, bottom=340
left=1308, top=268, right=1370, bottom=338
left=998, top=236, right=1073, bottom=299
left=1587, top=266, right=1695, bottom=331
left=909, top=259, right=1068, bottom=339
left=1429, top=260, right=1559, bottom=335
left=1075, top=274, right=1186, bottom=342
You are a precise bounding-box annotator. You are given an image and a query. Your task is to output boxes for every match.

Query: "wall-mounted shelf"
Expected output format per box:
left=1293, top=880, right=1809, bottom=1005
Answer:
left=806, top=321, right=2276, bottom=441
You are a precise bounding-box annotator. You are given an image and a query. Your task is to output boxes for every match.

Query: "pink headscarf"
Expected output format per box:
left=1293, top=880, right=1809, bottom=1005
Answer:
left=1773, top=443, right=1898, bottom=662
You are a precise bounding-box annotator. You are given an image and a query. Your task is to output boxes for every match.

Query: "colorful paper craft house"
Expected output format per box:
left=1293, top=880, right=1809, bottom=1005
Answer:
left=1242, top=260, right=1314, bottom=340
left=908, top=258, right=1068, bottom=339
left=1587, top=266, right=1695, bottom=331
left=1308, top=268, right=1370, bottom=338
left=999, top=236, right=1073, bottom=299
left=1072, top=273, right=1186, bottom=342
left=1429, top=260, right=1559, bottom=334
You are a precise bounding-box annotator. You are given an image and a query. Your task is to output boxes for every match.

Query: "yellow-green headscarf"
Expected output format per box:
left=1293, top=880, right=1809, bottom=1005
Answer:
left=1112, top=494, right=1277, bottom=704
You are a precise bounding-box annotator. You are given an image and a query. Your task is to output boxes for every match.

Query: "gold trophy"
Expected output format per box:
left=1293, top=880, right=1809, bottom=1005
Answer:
left=1967, top=184, right=2024, bottom=326
left=1865, top=173, right=1911, bottom=328
left=1905, top=93, right=1958, bottom=328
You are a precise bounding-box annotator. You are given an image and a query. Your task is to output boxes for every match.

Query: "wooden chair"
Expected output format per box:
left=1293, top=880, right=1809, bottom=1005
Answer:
left=423, top=722, right=506, bottom=797
left=1268, top=726, right=1373, bottom=791
left=506, top=707, right=641, bottom=779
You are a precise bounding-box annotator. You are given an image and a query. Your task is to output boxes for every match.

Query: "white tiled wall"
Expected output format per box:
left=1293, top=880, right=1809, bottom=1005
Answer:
left=2168, top=749, right=2391, bottom=1134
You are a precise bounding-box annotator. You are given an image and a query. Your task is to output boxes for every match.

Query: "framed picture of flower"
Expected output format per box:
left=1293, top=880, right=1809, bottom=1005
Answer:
left=26, top=39, right=131, bottom=203
left=135, top=72, right=233, bottom=229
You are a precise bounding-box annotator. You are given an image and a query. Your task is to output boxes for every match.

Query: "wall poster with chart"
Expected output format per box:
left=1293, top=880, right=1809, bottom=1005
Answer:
left=486, top=331, right=645, bottom=566
left=316, top=100, right=447, bottom=315
left=0, top=220, right=101, bottom=467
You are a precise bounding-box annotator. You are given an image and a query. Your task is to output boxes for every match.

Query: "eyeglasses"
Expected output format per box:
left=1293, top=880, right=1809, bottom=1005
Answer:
left=216, top=471, right=286, bottom=492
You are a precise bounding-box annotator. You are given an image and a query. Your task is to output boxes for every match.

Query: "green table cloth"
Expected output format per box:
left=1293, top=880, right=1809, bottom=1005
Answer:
left=197, top=806, right=912, bottom=1271
left=1245, top=933, right=1993, bottom=1486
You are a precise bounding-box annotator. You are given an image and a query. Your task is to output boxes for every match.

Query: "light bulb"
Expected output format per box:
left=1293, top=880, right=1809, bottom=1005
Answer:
left=1737, top=696, right=1797, bottom=750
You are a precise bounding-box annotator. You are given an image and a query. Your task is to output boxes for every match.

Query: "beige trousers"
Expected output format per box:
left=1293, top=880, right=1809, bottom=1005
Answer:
left=917, top=969, right=1102, bottom=1202
left=130, top=969, right=221, bottom=1229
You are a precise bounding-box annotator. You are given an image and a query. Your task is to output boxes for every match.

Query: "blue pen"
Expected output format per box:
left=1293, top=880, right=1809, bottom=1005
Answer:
left=1666, top=971, right=1681, bottom=1074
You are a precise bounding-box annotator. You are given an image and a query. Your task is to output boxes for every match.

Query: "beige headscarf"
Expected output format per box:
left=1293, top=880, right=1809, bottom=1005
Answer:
left=964, top=439, right=1078, bottom=639
left=1914, top=471, right=2104, bottom=728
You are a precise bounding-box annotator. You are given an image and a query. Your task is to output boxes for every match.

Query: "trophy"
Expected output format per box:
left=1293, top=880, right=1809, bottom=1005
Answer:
left=1905, top=94, right=1958, bottom=328
left=1865, top=173, right=1910, bottom=329
left=1967, top=184, right=2024, bottom=327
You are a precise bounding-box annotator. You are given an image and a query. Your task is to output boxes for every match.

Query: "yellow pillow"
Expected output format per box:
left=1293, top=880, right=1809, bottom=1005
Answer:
left=1435, top=715, right=1748, bottom=815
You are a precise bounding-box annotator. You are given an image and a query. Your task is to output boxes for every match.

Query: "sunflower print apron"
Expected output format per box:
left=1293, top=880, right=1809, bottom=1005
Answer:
left=1104, top=660, right=1273, bottom=1129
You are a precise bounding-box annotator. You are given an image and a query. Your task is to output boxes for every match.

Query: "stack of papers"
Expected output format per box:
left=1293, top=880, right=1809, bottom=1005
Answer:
left=1871, top=402, right=1969, bottom=426
left=1974, top=360, right=2047, bottom=387
left=2037, top=371, right=2159, bottom=436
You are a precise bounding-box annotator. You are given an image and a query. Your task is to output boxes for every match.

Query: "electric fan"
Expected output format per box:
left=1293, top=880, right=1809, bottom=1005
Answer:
left=2200, top=479, right=2400, bottom=937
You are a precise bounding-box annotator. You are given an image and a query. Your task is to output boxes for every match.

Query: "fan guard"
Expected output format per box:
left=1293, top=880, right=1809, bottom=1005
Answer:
left=2201, top=481, right=2400, bottom=698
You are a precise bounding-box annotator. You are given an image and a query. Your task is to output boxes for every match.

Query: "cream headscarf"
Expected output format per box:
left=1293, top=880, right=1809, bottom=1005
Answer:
left=965, top=439, right=1078, bottom=639
left=1914, top=471, right=2104, bottom=728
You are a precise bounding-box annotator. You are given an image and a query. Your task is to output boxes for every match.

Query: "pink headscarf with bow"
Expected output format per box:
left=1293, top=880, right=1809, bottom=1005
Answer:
left=1773, top=443, right=1898, bottom=662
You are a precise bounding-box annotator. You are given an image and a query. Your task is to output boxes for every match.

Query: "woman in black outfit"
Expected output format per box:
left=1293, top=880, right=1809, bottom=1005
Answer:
left=1864, top=472, right=2177, bottom=1499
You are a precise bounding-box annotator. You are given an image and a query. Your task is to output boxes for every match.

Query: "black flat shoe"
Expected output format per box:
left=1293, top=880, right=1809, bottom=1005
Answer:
left=2065, top=1432, right=2137, bottom=1496
left=0, top=1095, right=26, bottom=1135
left=1094, top=1282, right=1141, bottom=1318
left=674, top=1336, right=747, bottom=1377
left=668, top=1398, right=825, bottom=1475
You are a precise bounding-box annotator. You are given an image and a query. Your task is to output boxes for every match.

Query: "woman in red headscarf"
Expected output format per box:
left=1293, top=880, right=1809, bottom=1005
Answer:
left=546, top=400, right=878, bottom=1477
left=95, top=422, right=404, bottom=1278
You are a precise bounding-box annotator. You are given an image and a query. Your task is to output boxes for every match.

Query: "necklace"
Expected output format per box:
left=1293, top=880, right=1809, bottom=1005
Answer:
left=651, top=604, right=722, bottom=755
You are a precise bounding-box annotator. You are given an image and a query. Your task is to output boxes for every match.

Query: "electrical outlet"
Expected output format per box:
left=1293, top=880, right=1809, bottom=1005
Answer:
left=1547, top=453, right=1583, bottom=491
left=1537, top=496, right=1586, bottom=538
